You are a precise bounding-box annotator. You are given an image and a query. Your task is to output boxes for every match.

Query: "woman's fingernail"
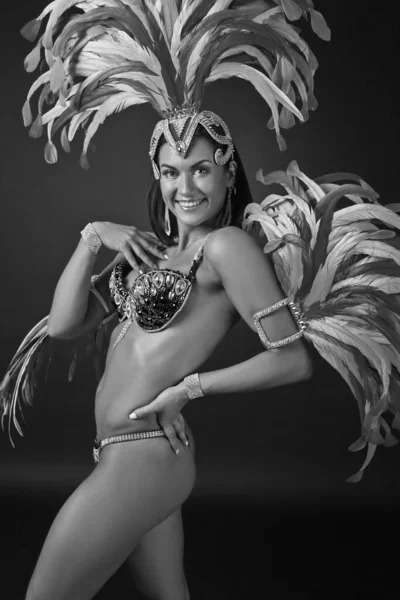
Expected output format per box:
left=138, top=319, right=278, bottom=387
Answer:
left=175, top=448, right=180, bottom=454
left=129, top=412, right=137, bottom=420
left=185, top=440, right=189, bottom=446
left=164, top=254, right=169, bottom=259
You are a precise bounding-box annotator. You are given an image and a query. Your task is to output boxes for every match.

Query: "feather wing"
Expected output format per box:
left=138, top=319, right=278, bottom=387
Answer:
left=244, top=161, right=400, bottom=480
left=0, top=311, right=115, bottom=445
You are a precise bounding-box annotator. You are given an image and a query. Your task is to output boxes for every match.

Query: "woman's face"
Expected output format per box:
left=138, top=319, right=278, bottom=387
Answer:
left=158, top=136, right=235, bottom=228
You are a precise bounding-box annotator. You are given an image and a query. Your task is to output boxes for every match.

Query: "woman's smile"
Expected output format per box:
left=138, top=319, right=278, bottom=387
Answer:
left=176, top=198, right=207, bottom=210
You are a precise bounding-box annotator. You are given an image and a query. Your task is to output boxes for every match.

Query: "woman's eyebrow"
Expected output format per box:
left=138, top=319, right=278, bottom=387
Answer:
left=160, top=159, right=213, bottom=169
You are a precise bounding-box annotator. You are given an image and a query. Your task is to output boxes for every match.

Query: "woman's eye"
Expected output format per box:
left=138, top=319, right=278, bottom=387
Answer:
left=162, top=170, right=177, bottom=178
left=194, top=168, right=209, bottom=175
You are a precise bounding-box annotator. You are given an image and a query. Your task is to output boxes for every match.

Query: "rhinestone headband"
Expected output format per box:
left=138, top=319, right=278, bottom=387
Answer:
left=149, top=108, right=234, bottom=179
left=163, top=104, right=198, bottom=121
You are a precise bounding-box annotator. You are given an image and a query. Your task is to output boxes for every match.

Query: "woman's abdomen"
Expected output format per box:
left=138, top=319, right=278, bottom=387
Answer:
left=94, top=294, right=234, bottom=439
left=94, top=376, right=162, bottom=439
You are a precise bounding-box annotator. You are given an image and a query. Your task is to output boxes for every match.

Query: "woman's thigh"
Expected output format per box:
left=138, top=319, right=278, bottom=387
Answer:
left=124, top=426, right=195, bottom=600
left=26, top=436, right=196, bottom=600
left=125, top=507, right=189, bottom=600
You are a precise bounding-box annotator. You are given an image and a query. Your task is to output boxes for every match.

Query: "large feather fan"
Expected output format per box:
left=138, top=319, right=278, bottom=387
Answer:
left=243, top=160, right=400, bottom=482
left=21, top=0, right=330, bottom=168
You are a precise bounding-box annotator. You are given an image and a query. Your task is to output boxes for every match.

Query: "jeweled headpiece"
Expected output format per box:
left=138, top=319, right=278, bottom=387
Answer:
left=20, top=1, right=330, bottom=171
left=149, top=106, right=234, bottom=179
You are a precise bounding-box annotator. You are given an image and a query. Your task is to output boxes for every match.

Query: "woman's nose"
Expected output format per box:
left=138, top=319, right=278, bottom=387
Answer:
left=178, top=173, right=195, bottom=196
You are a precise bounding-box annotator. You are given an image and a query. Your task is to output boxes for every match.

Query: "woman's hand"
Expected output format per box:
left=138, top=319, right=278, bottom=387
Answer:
left=129, top=383, right=190, bottom=454
left=92, top=221, right=168, bottom=270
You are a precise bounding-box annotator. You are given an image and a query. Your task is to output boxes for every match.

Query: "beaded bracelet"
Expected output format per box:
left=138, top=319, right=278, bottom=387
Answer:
left=80, top=223, right=102, bottom=255
left=184, top=373, right=204, bottom=400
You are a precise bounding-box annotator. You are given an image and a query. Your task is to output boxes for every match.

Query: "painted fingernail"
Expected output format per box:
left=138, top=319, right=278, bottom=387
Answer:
left=185, top=440, right=189, bottom=446
left=175, top=448, right=180, bottom=454
left=129, top=412, right=137, bottom=419
left=164, top=254, right=169, bottom=259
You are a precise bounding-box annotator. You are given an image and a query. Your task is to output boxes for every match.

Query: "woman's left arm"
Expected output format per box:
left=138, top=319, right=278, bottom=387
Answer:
left=196, top=337, right=311, bottom=397
left=195, top=226, right=313, bottom=394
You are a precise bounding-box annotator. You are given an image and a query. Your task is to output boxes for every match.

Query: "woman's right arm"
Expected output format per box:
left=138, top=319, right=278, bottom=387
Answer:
left=47, top=222, right=168, bottom=339
left=47, top=236, right=102, bottom=339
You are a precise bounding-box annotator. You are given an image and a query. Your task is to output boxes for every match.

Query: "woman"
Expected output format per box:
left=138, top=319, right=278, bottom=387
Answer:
left=23, top=123, right=312, bottom=599
left=3, top=1, right=400, bottom=599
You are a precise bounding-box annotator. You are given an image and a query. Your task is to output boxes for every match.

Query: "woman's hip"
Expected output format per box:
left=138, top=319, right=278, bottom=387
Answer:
left=94, top=394, right=195, bottom=458
left=96, top=429, right=196, bottom=497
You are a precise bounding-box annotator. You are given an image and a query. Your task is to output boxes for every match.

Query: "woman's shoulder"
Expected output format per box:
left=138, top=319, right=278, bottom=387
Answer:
left=203, top=226, right=268, bottom=287
left=205, top=226, right=261, bottom=261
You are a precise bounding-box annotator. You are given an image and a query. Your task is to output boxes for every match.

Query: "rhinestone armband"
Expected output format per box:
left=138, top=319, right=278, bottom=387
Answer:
left=80, top=223, right=102, bottom=255
left=252, top=298, right=307, bottom=350
left=184, top=373, right=204, bottom=400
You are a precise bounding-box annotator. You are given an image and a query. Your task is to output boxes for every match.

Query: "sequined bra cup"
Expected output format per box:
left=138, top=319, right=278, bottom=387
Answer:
left=109, top=233, right=212, bottom=345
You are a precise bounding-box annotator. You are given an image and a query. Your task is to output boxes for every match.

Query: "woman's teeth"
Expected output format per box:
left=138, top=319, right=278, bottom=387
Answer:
left=178, top=199, right=206, bottom=210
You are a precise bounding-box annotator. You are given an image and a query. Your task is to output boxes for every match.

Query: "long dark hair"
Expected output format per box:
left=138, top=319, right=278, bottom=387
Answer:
left=147, top=125, right=253, bottom=246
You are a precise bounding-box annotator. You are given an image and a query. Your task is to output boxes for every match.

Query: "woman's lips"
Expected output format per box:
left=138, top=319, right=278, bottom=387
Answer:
left=175, top=198, right=206, bottom=203
left=176, top=198, right=207, bottom=210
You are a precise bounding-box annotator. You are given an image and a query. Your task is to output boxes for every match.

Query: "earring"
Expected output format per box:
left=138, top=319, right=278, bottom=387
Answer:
left=164, top=203, right=171, bottom=235
left=221, top=186, right=233, bottom=228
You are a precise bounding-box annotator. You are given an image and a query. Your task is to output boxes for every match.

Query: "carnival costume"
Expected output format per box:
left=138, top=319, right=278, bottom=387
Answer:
left=1, top=0, right=400, bottom=483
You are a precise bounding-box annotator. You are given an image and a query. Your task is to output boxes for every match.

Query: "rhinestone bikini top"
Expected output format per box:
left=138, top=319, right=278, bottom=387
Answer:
left=109, top=232, right=212, bottom=346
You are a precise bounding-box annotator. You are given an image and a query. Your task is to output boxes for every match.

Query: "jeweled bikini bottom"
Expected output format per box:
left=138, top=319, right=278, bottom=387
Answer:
left=93, top=430, right=166, bottom=463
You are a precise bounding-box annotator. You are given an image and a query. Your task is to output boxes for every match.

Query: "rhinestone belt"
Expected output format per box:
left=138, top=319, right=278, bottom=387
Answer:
left=93, top=429, right=166, bottom=463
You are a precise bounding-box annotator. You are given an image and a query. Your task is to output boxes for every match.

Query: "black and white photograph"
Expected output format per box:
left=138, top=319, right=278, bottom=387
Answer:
left=0, top=1, right=399, bottom=599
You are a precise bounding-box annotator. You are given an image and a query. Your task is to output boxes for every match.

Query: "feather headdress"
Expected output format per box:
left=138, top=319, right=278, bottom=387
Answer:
left=243, top=161, right=400, bottom=481
left=21, top=0, right=330, bottom=172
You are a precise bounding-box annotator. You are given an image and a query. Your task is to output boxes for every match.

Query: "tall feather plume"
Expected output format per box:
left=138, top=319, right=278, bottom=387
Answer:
left=243, top=161, right=400, bottom=481
left=21, top=0, right=329, bottom=166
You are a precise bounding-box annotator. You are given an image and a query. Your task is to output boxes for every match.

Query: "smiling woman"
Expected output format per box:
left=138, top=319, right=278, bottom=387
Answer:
left=160, top=138, right=235, bottom=235
left=2, top=2, right=400, bottom=600
left=148, top=127, right=254, bottom=246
